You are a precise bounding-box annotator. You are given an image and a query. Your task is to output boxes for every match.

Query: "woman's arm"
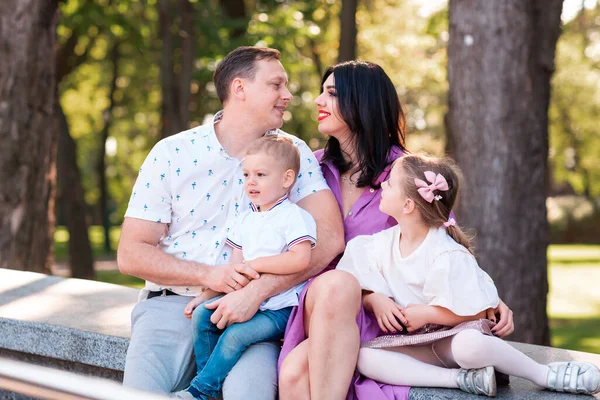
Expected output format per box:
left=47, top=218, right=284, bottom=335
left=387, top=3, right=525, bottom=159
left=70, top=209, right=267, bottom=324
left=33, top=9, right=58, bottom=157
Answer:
left=246, top=241, right=312, bottom=275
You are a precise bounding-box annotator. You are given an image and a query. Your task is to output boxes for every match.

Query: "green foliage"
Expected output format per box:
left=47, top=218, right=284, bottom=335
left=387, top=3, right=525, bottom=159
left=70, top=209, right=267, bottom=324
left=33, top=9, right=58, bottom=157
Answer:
left=549, top=3, right=600, bottom=199
left=357, top=0, right=448, bottom=155
left=56, top=0, right=600, bottom=233
left=96, top=270, right=145, bottom=288
left=54, top=226, right=121, bottom=261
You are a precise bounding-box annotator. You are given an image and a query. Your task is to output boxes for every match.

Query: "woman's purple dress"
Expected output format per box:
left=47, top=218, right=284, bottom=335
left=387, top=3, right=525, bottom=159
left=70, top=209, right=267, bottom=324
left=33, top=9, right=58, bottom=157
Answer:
left=279, top=147, right=411, bottom=400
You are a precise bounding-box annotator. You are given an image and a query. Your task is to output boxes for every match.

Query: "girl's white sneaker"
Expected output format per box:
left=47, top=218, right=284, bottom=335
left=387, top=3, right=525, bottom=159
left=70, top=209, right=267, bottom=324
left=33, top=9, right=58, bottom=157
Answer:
left=456, top=366, right=497, bottom=397
left=546, top=361, right=600, bottom=395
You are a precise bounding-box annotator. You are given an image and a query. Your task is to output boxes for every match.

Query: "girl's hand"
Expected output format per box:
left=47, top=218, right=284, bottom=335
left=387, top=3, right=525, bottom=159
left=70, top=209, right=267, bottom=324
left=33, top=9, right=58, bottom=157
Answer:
left=489, top=299, right=515, bottom=338
left=183, top=289, right=220, bottom=318
left=402, top=304, right=433, bottom=332
left=364, top=292, right=408, bottom=334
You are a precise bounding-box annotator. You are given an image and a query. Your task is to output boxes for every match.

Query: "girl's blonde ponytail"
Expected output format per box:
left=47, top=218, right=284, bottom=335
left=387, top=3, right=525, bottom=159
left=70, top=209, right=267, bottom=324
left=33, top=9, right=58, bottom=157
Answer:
left=445, top=224, right=475, bottom=255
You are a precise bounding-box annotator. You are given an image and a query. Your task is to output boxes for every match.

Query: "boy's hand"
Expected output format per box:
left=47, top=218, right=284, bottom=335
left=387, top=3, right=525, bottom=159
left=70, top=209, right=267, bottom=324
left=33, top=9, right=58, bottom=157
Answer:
left=204, top=263, right=259, bottom=293
left=365, top=292, right=408, bottom=334
left=402, top=304, right=432, bottom=332
left=183, top=289, right=220, bottom=318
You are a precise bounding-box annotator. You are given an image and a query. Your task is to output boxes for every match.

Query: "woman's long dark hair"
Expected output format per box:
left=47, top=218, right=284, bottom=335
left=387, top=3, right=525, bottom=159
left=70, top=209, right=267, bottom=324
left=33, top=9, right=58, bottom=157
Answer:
left=321, top=61, right=407, bottom=188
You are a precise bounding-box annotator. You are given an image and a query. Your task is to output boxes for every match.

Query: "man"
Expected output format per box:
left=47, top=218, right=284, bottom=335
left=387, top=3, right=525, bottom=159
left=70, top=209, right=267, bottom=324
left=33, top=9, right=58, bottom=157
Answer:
left=118, top=46, right=344, bottom=399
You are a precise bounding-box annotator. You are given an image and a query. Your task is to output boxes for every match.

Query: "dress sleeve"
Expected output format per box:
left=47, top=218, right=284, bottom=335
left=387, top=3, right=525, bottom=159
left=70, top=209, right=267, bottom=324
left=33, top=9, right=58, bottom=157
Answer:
left=336, top=235, right=394, bottom=297
left=124, top=140, right=173, bottom=223
left=283, top=208, right=317, bottom=249
left=423, top=250, right=499, bottom=316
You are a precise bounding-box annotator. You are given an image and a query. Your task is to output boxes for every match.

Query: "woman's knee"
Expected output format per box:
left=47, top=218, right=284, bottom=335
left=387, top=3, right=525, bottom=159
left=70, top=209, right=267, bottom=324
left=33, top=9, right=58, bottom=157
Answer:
left=279, top=356, right=309, bottom=392
left=309, top=270, right=361, bottom=313
left=451, top=329, right=490, bottom=368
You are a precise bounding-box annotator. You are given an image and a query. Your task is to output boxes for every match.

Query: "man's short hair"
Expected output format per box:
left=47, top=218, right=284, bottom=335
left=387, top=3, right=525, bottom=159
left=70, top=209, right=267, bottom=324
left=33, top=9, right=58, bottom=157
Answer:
left=214, top=46, right=281, bottom=104
left=246, top=135, right=301, bottom=180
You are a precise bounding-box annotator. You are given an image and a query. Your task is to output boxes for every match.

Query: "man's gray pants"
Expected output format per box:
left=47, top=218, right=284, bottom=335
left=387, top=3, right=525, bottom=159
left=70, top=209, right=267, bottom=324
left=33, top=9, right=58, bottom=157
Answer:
left=123, top=295, right=279, bottom=399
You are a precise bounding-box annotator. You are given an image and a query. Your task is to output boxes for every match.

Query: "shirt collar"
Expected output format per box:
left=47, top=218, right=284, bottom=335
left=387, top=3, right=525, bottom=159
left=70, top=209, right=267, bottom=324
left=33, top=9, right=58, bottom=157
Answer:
left=250, top=194, right=289, bottom=212
left=213, top=110, right=279, bottom=136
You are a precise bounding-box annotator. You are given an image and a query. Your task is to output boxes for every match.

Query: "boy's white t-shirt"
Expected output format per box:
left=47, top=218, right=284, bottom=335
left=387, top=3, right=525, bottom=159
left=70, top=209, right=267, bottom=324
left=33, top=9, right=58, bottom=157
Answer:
left=337, top=226, right=499, bottom=316
left=226, top=196, right=316, bottom=311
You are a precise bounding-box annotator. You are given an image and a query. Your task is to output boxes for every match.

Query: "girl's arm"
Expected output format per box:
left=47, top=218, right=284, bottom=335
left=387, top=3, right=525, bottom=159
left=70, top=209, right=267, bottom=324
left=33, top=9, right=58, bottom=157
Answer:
left=245, top=241, right=312, bottom=275
left=362, top=291, right=409, bottom=333
left=403, top=303, right=488, bottom=332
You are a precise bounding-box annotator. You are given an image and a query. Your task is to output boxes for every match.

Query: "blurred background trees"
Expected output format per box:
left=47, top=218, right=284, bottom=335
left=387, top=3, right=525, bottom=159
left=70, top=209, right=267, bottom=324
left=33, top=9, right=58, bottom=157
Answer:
left=1, top=0, right=599, bottom=346
left=0, top=0, right=59, bottom=274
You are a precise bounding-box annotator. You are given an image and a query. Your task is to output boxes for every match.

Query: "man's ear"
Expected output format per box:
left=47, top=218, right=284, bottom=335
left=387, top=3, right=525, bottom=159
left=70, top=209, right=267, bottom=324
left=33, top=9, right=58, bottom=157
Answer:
left=403, top=198, right=415, bottom=214
left=283, top=169, right=296, bottom=189
left=231, top=78, right=245, bottom=100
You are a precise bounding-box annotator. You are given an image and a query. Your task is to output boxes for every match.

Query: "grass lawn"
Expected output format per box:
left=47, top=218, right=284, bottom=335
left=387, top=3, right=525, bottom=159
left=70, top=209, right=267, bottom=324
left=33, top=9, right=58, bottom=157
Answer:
left=54, top=227, right=600, bottom=353
left=547, top=244, right=600, bottom=354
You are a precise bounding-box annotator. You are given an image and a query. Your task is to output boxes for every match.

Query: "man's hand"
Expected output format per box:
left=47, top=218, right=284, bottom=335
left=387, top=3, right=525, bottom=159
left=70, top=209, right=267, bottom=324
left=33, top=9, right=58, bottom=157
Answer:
left=204, top=287, right=263, bottom=329
left=489, top=299, right=515, bottom=338
left=364, top=292, right=407, bottom=334
left=402, top=304, right=433, bottom=332
left=204, top=263, right=260, bottom=294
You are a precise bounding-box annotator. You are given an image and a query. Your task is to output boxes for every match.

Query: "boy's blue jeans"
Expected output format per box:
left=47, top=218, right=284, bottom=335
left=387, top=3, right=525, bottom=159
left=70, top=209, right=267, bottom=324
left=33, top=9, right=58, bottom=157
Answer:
left=189, top=295, right=292, bottom=399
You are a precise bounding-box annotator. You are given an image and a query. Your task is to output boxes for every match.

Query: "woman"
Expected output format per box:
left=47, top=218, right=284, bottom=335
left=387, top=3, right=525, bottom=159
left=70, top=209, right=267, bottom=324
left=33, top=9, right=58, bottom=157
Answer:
left=278, top=61, right=515, bottom=400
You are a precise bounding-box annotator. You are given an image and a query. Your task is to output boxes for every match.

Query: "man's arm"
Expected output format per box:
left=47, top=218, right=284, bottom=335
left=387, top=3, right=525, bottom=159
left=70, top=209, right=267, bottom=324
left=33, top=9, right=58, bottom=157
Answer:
left=206, top=189, right=345, bottom=327
left=117, top=217, right=259, bottom=293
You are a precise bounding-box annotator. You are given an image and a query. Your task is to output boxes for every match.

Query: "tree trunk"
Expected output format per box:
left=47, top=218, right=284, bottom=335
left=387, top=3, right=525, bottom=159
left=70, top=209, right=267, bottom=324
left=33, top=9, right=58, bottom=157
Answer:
left=219, top=0, right=247, bottom=39
left=159, top=0, right=195, bottom=138
left=56, top=100, right=95, bottom=279
left=159, top=0, right=179, bottom=138
left=97, top=43, right=120, bottom=255
left=0, top=1, right=59, bottom=273
left=178, top=0, right=194, bottom=129
left=54, top=20, right=101, bottom=276
left=447, top=0, right=563, bottom=345
left=338, top=0, right=358, bottom=62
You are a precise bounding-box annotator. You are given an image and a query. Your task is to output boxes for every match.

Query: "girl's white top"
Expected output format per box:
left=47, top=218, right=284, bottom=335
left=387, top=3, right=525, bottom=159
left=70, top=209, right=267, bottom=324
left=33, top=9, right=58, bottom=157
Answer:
left=337, top=225, right=499, bottom=316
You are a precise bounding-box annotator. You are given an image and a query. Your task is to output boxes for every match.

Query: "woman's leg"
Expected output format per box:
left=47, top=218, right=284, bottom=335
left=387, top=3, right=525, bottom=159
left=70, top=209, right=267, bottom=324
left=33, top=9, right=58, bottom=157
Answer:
left=303, top=270, right=362, bottom=400
left=279, top=339, right=310, bottom=400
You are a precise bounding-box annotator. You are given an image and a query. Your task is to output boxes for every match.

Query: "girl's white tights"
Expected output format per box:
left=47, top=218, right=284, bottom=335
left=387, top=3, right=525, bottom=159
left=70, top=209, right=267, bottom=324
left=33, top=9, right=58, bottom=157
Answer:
left=357, top=329, right=550, bottom=388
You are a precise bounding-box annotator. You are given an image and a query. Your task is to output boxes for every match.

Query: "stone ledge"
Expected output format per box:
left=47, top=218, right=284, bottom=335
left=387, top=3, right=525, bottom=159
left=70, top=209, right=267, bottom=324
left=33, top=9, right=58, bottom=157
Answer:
left=0, top=318, right=129, bottom=372
left=1, top=268, right=600, bottom=399
left=0, top=268, right=137, bottom=378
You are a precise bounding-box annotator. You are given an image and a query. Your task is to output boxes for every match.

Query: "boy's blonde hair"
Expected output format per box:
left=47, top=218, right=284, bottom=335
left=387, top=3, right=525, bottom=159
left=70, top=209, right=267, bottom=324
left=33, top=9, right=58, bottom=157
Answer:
left=246, top=135, right=301, bottom=184
left=396, top=154, right=475, bottom=254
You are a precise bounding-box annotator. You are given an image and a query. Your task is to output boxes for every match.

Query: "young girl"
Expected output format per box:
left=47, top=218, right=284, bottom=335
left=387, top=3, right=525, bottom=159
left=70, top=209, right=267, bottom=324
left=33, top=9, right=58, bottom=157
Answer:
left=337, top=154, right=600, bottom=397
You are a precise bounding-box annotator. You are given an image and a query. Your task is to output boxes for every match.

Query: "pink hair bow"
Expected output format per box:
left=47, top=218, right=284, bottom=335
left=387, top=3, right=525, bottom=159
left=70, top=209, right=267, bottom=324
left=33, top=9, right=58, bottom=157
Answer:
left=443, top=217, right=456, bottom=228
left=414, top=171, right=449, bottom=203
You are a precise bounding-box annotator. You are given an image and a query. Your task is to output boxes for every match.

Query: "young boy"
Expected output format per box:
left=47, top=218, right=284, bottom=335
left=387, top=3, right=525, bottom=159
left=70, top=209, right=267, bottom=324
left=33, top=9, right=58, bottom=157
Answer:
left=174, top=135, right=316, bottom=400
